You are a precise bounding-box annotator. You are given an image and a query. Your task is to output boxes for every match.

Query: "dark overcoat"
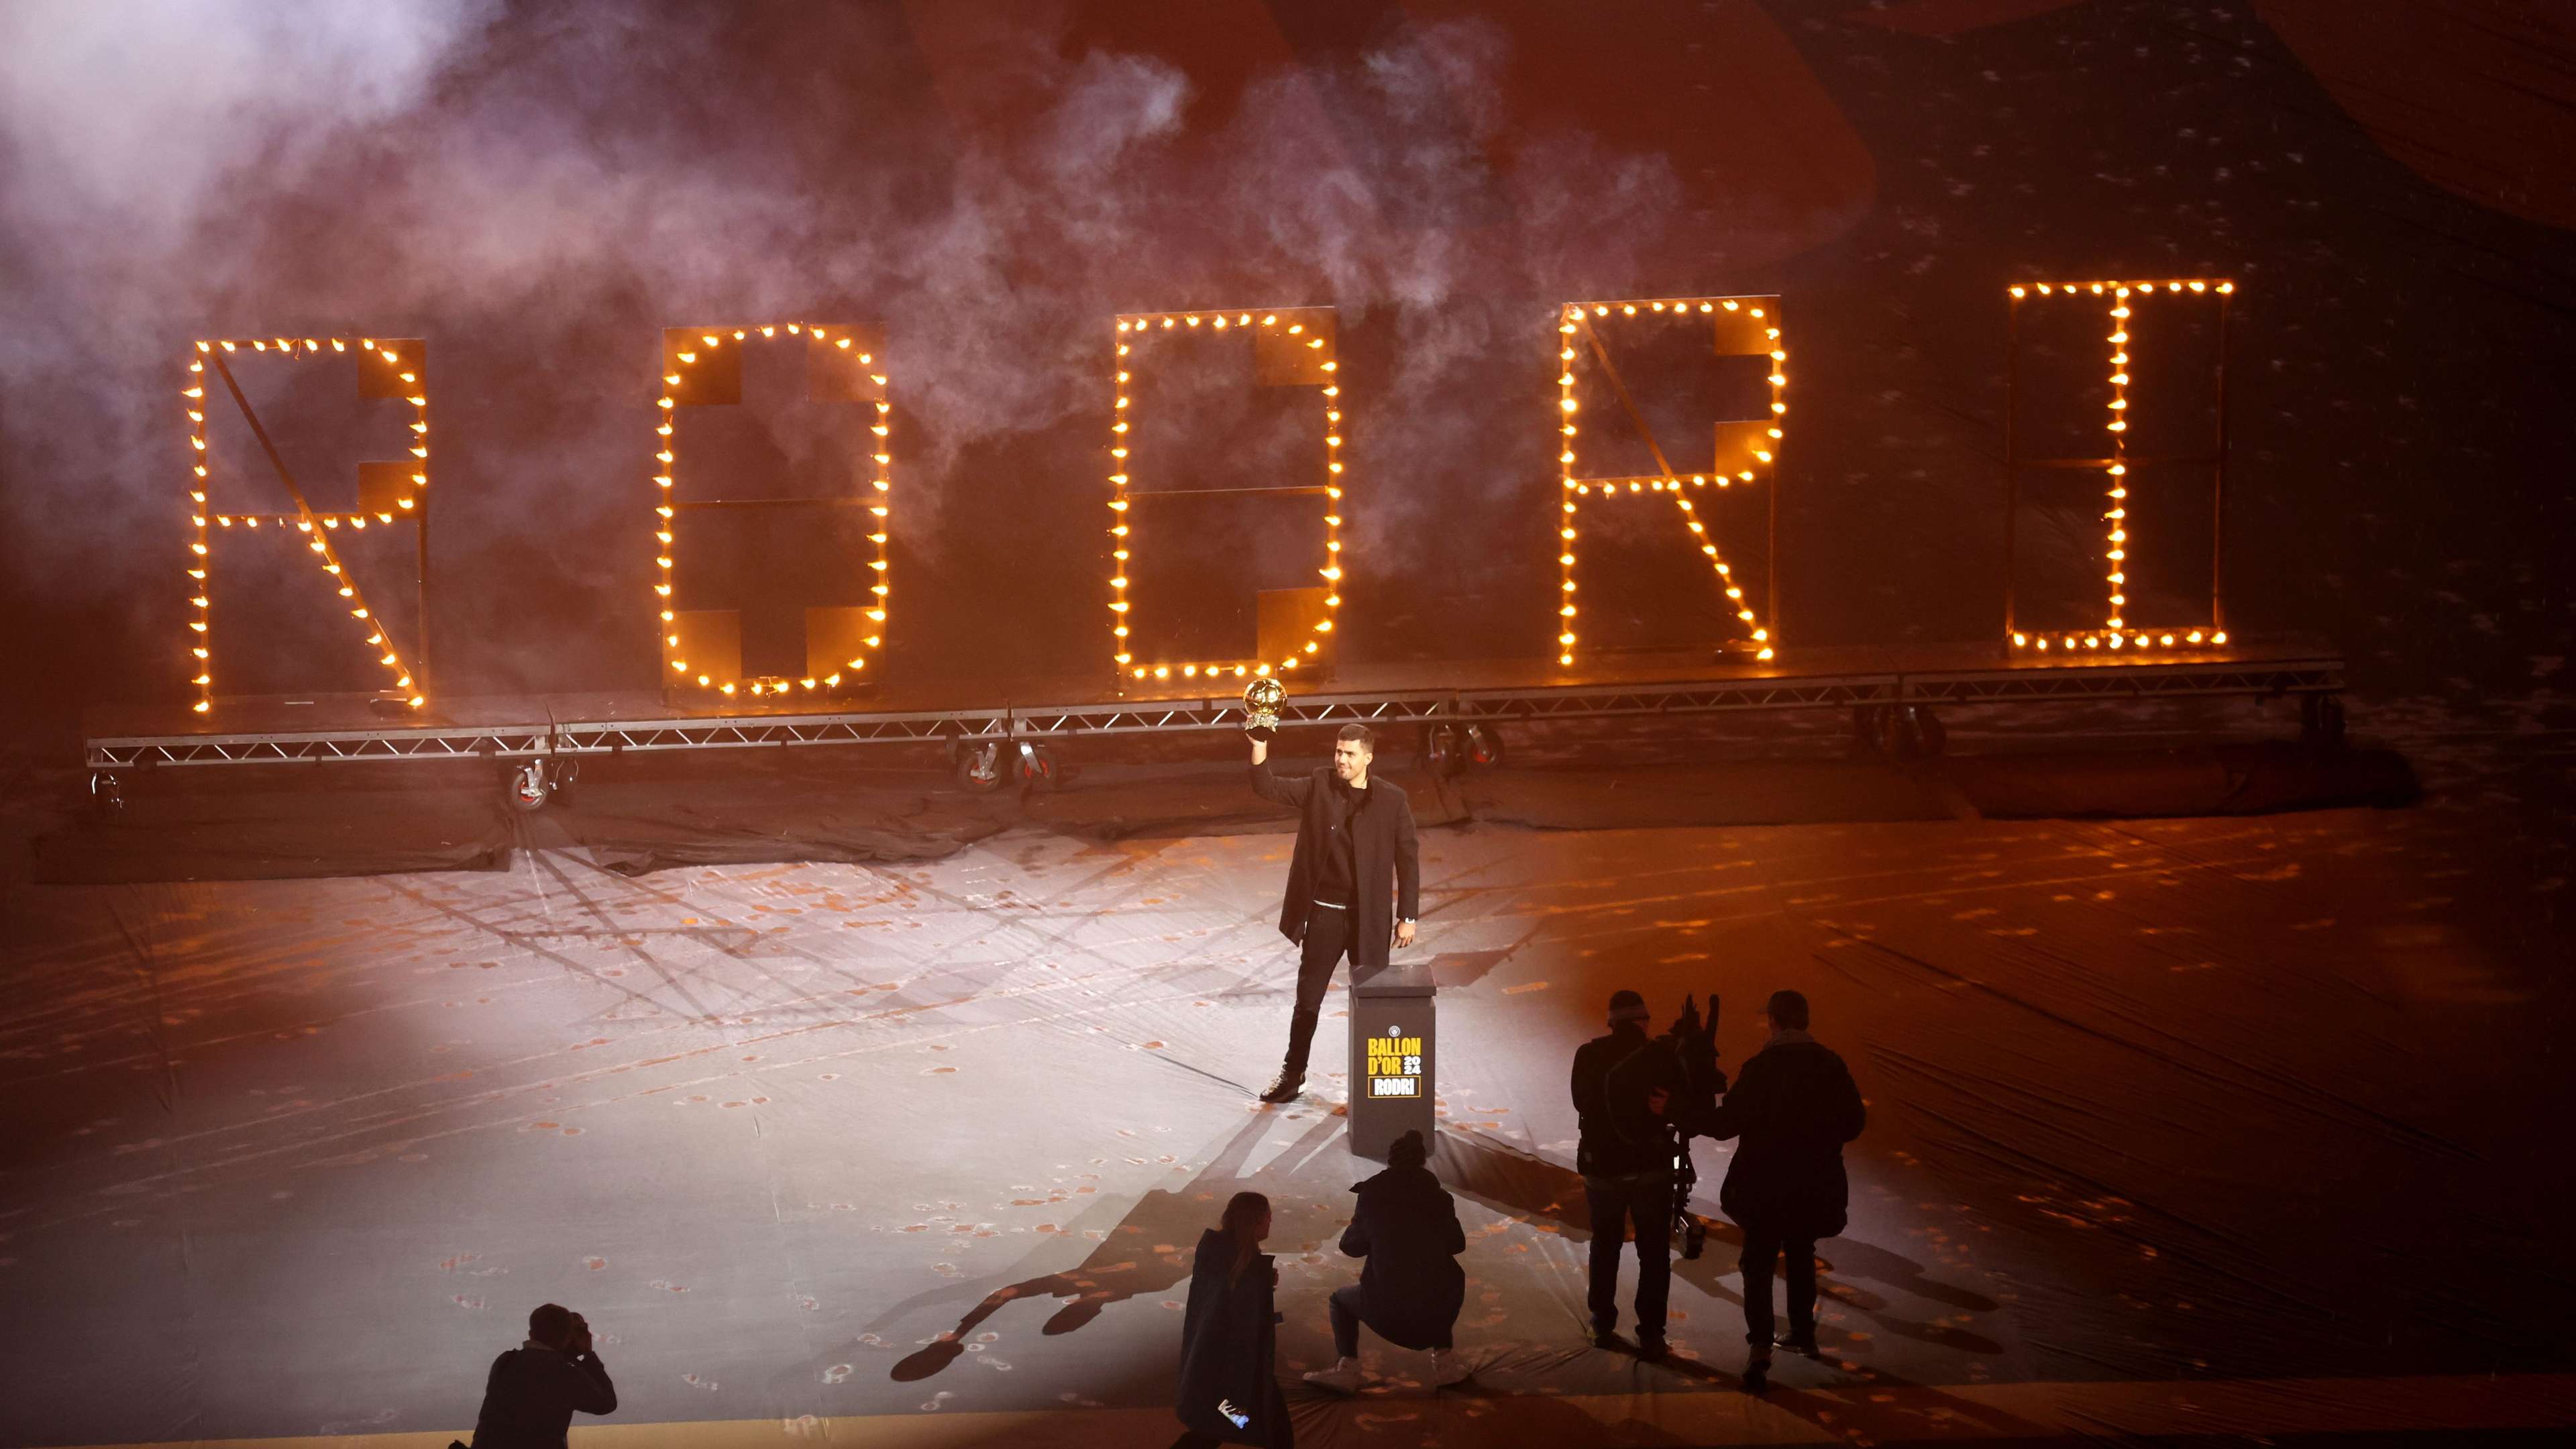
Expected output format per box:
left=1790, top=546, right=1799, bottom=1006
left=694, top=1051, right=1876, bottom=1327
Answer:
left=1570, top=1025, right=1681, bottom=1178
left=1338, top=1165, right=1468, bottom=1350
left=468, top=1345, right=616, bottom=1449
left=1249, top=761, right=1420, bottom=970
left=1705, top=1034, right=1867, bottom=1240
left=1175, top=1229, right=1293, bottom=1447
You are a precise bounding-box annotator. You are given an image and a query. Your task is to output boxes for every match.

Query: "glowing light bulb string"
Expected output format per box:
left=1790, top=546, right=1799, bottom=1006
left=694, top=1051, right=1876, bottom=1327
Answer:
left=204, top=351, right=425, bottom=706
left=2001, top=278, right=2234, bottom=656
left=1107, top=309, right=1340, bottom=683
left=1564, top=308, right=1773, bottom=661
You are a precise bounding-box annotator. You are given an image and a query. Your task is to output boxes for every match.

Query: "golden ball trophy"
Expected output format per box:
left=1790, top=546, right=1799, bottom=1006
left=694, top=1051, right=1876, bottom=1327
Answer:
left=1240, top=676, right=1287, bottom=741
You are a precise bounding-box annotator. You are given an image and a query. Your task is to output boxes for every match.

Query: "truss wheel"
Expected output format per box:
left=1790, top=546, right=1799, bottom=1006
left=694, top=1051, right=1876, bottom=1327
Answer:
left=89, top=771, right=124, bottom=818
left=955, top=739, right=1008, bottom=793
left=1850, top=704, right=1886, bottom=757
left=1014, top=742, right=1059, bottom=794
left=505, top=759, right=550, bottom=812
left=1464, top=723, right=1504, bottom=769
left=1422, top=722, right=1464, bottom=777
left=1865, top=705, right=1930, bottom=760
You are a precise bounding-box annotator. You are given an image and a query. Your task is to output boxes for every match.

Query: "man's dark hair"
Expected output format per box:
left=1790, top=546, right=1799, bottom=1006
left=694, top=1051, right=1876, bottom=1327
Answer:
left=1389, top=1128, right=1430, bottom=1170
left=1607, top=989, right=1648, bottom=1026
left=1765, top=989, right=1809, bottom=1030
left=1336, top=723, right=1376, bottom=752
left=528, top=1302, right=574, bottom=1346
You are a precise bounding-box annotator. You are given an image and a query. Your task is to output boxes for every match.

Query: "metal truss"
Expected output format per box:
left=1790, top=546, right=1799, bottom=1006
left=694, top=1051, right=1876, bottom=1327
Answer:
left=84, top=654, right=2346, bottom=772
left=1900, top=658, right=2343, bottom=705
left=1008, top=690, right=1454, bottom=738
left=555, top=709, right=1009, bottom=755
left=87, top=725, right=555, bottom=769
left=1450, top=675, right=1895, bottom=723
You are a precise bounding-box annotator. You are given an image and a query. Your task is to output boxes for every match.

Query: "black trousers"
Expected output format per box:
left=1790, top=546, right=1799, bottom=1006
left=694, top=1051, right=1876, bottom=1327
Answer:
left=1329, top=1281, right=1452, bottom=1356
left=1737, top=1222, right=1819, bottom=1350
left=1281, top=904, right=1353, bottom=1076
left=1582, top=1173, right=1673, bottom=1338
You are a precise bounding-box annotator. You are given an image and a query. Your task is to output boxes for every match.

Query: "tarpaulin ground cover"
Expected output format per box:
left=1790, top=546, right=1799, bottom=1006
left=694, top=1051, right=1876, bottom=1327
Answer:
left=1, top=759, right=2567, bottom=1446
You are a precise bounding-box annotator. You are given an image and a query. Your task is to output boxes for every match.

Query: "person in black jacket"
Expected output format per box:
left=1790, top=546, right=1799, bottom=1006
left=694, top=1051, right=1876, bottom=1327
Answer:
left=464, top=1303, right=616, bottom=1449
left=1247, top=723, right=1421, bottom=1103
left=1570, top=989, right=1683, bottom=1358
left=1703, top=989, right=1867, bottom=1393
left=1175, top=1191, right=1291, bottom=1447
left=1303, top=1129, right=1469, bottom=1393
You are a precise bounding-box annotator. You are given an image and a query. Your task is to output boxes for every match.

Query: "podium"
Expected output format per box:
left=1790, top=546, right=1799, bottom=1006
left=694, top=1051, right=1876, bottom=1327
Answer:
left=1347, top=962, right=1436, bottom=1160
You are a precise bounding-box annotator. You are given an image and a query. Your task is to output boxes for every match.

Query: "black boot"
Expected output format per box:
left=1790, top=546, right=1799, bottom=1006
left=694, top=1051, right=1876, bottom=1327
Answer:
left=1258, top=1070, right=1304, bottom=1104
left=1741, top=1355, right=1771, bottom=1393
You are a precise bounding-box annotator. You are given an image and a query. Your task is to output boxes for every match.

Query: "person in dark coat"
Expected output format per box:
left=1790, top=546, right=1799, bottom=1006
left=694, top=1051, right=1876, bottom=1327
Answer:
left=1248, top=722, right=1421, bottom=1103
left=463, top=1303, right=615, bottom=1449
left=1703, top=989, right=1867, bottom=1393
left=1571, top=989, right=1684, bottom=1358
left=1175, top=1191, right=1293, bottom=1447
left=1303, top=1129, right=1469, bottom=1393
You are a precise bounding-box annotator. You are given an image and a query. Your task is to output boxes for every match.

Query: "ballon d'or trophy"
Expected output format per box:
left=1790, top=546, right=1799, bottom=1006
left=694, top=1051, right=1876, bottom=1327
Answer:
left=1241, top=677, right=1287, bottom=741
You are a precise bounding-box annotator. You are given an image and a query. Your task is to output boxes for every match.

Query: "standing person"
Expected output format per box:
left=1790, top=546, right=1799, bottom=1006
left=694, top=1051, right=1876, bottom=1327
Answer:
left=1703, top=989, right=1867, bottom=1393
left=1303, top=1129, right=1470, bottom=1393
left=463, top=1303, right=616, bottom=1448
left=1247, top=723, right=1421, bottom=1104
left=1175, top=1191, right=1293, bottom=1447
left=1571, top=989, right=1682, bottom=1359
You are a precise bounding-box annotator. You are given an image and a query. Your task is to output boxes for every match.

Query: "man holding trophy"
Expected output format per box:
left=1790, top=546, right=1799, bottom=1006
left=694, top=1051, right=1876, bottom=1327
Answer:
left=1242, top=678, right=1421, bottom=1104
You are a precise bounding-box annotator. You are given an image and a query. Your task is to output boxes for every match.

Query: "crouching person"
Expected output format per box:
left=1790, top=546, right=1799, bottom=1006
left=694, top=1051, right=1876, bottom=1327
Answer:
left=1304, top=1130, right=1468, bottom=1393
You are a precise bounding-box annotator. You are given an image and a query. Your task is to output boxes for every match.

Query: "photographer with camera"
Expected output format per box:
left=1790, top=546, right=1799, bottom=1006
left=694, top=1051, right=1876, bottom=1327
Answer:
left=1570, top=989, right=1684, bottom=1359
left=459, top=1303, right=616, bottom=1449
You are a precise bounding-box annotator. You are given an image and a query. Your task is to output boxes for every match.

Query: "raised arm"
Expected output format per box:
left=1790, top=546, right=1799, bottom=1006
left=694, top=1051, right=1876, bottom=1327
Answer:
left=1248, top=743, right=1313, bottom=810
left=565, top=1351, right=617, bottom=1415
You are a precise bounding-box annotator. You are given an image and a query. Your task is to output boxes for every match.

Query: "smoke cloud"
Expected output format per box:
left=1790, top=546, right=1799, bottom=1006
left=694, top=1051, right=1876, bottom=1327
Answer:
left=0, top=1, right=1851, bottom=720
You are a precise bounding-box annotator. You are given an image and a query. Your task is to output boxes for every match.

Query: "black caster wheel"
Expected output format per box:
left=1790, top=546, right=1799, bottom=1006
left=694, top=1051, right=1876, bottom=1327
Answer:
left=89, top=771, right=124, bottom=817
left=1857, top=704, right=1921, bottom=759
left=1423, top=722, right=1464, bottom=777
left=1882, top=707, right=1923, bottom=760
left=1014, top=742, right=1059, bottom=793
left=1908, top=706, right=1946, bottom=759
left=544, top=758, right=580, bottom=808
left=955, top=739, right=1008, bottom=793
left=1850, top=704, right=1886, bottom=757
left=1464, top=723, right=1504, bottom=769
left=505, top=760, right=550, bottom=812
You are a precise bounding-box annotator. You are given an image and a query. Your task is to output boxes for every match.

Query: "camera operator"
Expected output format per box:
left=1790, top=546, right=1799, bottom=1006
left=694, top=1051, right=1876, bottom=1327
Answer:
left=461, top=1303, right=616, bottom=1449
left=1570, top=989, right=1682, bottom=1360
